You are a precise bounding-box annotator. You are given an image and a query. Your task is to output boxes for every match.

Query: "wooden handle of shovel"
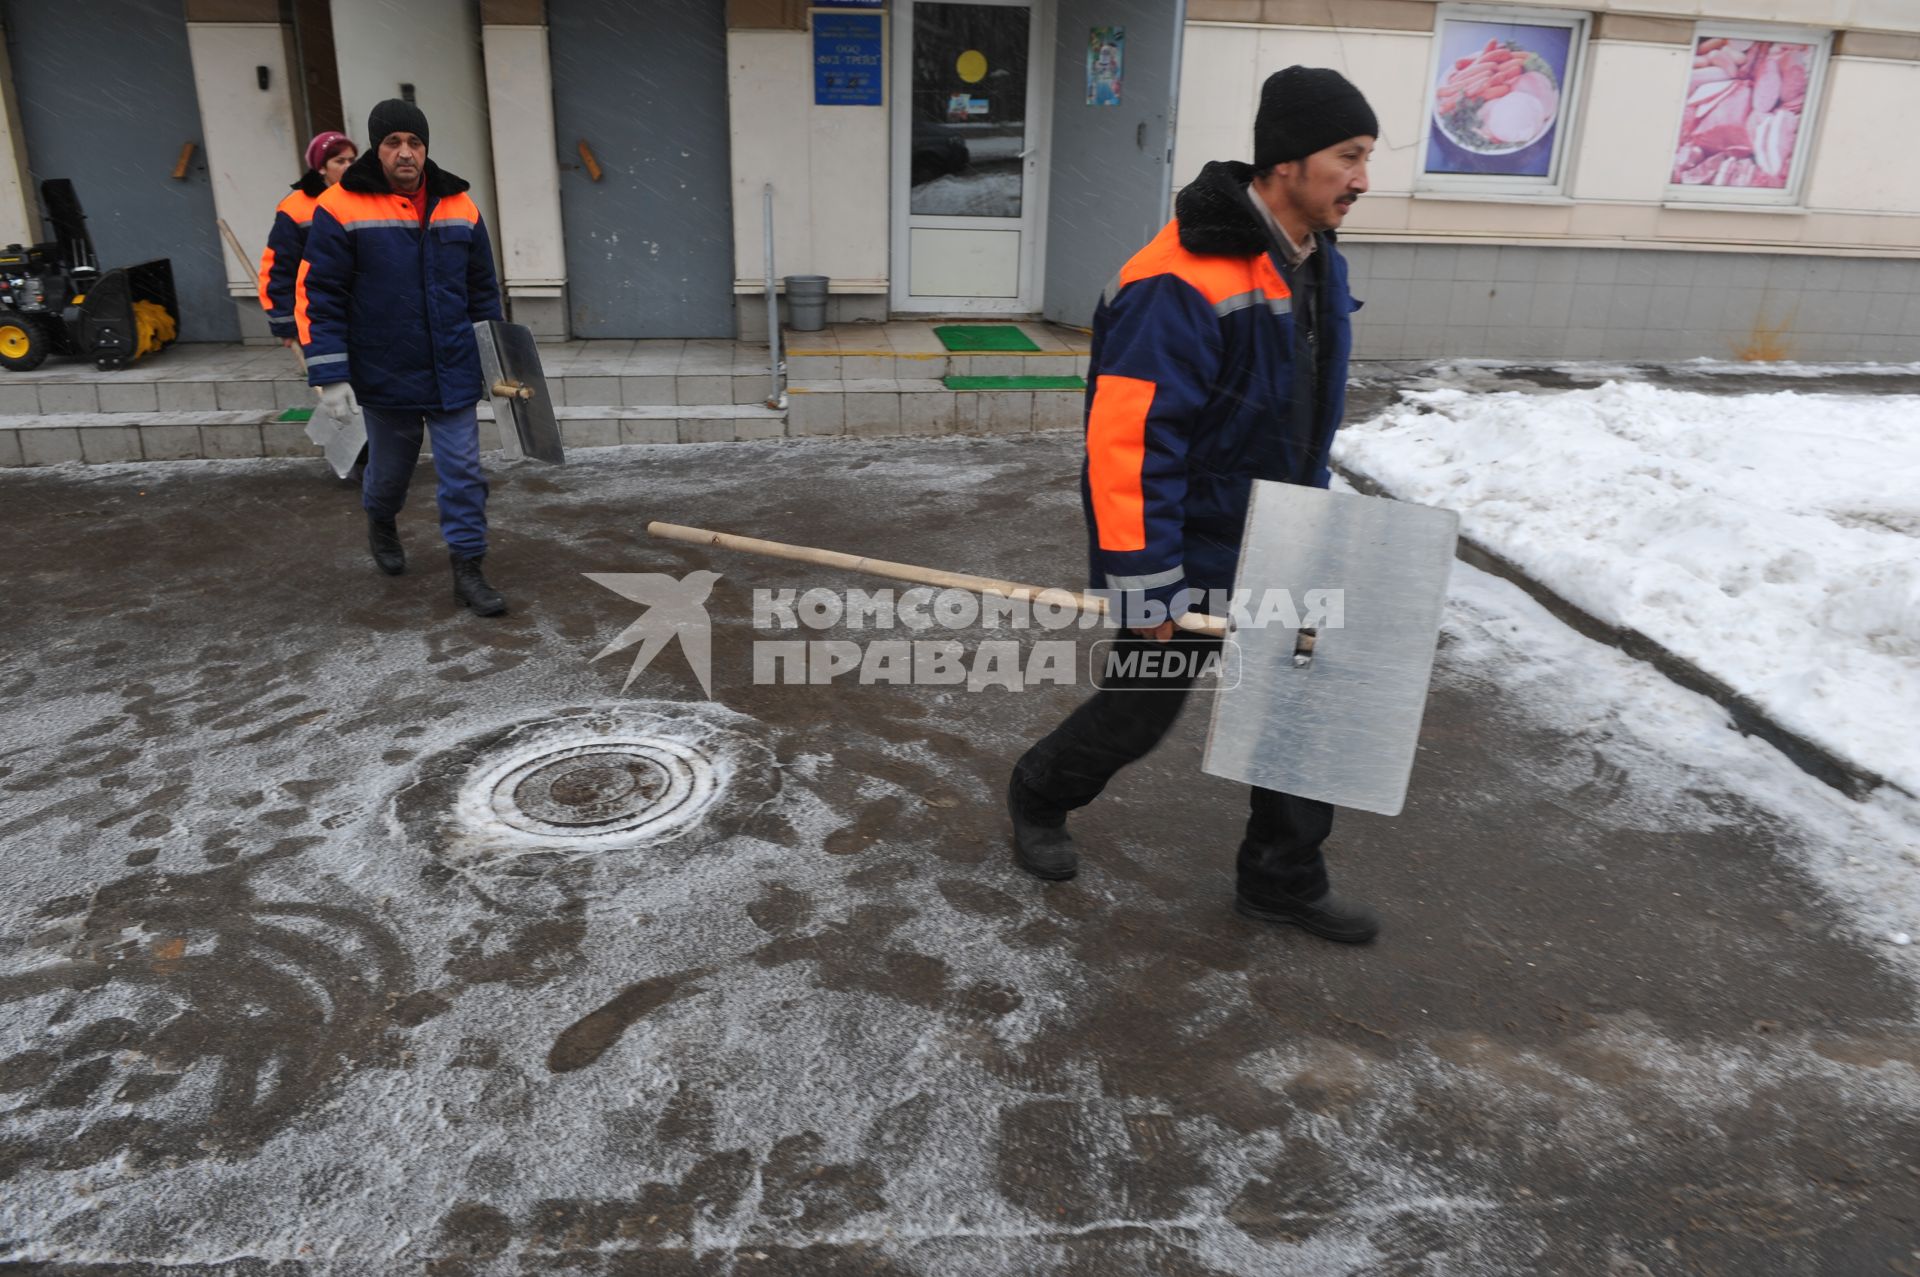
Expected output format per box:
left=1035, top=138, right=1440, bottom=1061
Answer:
left=492, top=380, right=535, bottom=400
left=219, top=217, right=307, bottom=371
left=646, top=522, right=1229, bottom=639
left=215, top=218, right=252, bottom=274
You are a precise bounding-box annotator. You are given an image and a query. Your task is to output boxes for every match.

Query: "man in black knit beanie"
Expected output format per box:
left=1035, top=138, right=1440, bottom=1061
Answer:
left=1007, top=67, right=1386, bottom=943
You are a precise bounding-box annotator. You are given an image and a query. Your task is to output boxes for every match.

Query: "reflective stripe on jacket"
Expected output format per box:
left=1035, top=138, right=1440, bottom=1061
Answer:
left=1080, top=159, right=1358, bottom=613
left=296, top=152, right=503, bottom=412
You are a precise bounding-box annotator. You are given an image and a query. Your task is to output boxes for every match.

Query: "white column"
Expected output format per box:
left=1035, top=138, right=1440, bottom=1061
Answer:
left=727, top=28, right=891, bottom=337
left=185, top=23, right=302, bottom=290
left=0, top=20, right=43, bottom=247
left=329, top=0, right=501, bottom=277
left=481, top=22, right=568, bottom=338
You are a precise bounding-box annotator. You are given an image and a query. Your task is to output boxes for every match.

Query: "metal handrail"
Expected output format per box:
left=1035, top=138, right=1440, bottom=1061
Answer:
left=762, top=183, right=787, bottom=410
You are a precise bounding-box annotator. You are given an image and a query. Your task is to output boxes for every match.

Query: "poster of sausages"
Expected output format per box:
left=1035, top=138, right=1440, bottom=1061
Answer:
left=1425, top=17, right=1579, bottom=179
left=1671, top=36, right=1819, bottom=191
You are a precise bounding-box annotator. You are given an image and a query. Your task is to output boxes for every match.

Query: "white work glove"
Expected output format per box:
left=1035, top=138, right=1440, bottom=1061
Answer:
left=318, top=380, right=359, bottom=418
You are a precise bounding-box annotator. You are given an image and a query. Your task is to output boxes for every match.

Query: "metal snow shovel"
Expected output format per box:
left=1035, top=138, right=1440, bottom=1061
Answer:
left=304, top=380, right=368, bottom=479
left=1202, top=481, right=1459, bottom=817
left=650, top=481, right=1459, bottom=816
left=474, top=319, right=564, bottom=464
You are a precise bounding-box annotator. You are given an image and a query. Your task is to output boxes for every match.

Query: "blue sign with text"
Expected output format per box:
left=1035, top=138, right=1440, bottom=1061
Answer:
left=814, top=14, right=884, bottom=106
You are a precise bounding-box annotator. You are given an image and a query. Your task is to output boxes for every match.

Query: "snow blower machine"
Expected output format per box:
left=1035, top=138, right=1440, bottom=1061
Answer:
left=0, top=179, right=179, bottom=372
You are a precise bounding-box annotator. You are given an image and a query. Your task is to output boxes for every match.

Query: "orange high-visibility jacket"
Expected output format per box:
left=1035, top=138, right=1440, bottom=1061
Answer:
left=1079, top=159, right=1358, bottom=616
left=256, top=171, right=326, bottom=340
left=296, top=152, right=502, bottom=411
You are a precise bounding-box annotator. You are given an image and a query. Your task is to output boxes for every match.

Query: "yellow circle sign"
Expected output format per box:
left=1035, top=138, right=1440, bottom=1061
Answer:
left=956, top=49, right=987, bottom=83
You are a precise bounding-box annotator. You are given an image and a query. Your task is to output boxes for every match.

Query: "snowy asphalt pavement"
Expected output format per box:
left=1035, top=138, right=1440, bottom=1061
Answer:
left=2, top=432, right=1918, bottom=1275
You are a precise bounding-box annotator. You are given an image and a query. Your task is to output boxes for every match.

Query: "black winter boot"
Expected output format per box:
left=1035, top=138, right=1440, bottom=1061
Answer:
left=450, top=553, right=506, bottom=617
left=367, top=514, right=405, bottom=576
left=1008, top=772, right=1077, bottom=881
left=1233, top=888, right=1380, bottom=944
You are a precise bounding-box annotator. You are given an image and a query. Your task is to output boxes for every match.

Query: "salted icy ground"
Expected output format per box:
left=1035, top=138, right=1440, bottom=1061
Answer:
left=1334, top=379, right=1920, bottom=798
left=5, top=547, right=1915, bottom=1274
left=2, top=439, right=1916, bottom=1273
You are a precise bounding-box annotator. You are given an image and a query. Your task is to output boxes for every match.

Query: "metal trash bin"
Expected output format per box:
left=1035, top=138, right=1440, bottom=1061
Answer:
left=784, top=274, right=829, bottom=332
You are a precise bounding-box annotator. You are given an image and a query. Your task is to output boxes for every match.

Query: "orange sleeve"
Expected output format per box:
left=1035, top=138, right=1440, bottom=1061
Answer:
left=293, top=258, right=313, bottom=345
left=1086, top=374, right=1157, bottom=552
left=256, top=246, right=276, bottom=310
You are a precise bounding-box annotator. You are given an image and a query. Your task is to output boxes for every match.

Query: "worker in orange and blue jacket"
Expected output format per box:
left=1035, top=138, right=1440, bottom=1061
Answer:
left=297, top=99, right=507, bottom=617
left=257, top=131, right=356, bottom=348
left=260, top=131, right=364, bottom=479
left=1008, top=68, right=1384, bottom=943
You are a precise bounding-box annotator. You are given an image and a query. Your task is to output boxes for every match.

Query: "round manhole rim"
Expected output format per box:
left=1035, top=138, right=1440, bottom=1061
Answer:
left=462, top=733, right=722, bottom=847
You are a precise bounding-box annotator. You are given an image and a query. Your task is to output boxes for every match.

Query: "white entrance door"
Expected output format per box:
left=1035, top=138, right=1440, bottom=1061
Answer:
left=890, top=0, right=1051, bottom=313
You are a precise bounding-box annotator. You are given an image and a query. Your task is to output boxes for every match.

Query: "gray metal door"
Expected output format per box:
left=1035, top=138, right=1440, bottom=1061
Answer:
left=548, top=0, right=734, bottom=339
left=1, top=0, right=238, bottom=341
left=1042, top=0, right=1183, bottom=328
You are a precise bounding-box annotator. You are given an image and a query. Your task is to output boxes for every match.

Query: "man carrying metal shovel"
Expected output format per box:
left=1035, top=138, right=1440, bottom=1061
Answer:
left=649, top=70, right=1453, bottom=943
left=1009, top=68, right=1389, bottom=942
left=296, top=99, right=508, bottom=617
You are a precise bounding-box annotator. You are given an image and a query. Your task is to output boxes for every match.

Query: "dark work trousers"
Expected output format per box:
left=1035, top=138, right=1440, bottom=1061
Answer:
left=1013, top=630, right=1333, bottom=901
left=360, top=404, right=489, bottom=558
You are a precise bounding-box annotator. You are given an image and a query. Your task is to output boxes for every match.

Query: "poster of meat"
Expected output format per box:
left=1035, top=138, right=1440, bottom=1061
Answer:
left=1425, top=17, right=1577, bottom=179
left=1671, top=36, right=1817, bottom=191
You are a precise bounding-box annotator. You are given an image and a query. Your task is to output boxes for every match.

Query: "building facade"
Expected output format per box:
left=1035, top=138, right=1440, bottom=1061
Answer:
left=2, top=0, right=1917, bottom=362
left=1180, top=0, right=1920, bottom=360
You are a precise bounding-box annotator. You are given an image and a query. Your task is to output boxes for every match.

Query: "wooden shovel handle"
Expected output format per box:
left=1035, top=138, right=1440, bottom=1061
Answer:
left=645, top=521, right=1229, bottom=638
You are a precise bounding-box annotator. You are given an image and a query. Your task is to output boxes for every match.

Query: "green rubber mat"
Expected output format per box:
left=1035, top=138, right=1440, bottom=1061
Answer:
left=276, top=407, right=314, bottom=422
left=944, top=374, right=1086, bottom=391
left=933, top=324, right=1041, bottom=352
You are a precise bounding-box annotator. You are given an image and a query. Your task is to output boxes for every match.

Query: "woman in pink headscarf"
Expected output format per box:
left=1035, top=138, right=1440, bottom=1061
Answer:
left=257, top=131, right=358, bottom=349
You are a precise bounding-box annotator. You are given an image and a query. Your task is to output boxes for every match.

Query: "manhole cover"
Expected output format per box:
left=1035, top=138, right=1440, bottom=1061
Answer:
left=395, top=703, right=787, bottom=871
left=396, top=704, right=783, bottom=876
left=480, top=738, right=717, bottom=841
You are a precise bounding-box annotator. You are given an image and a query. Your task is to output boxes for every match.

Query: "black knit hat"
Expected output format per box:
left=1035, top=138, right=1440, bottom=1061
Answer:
left=367, top=98, right=429, bottom=151
left=1253, top=67, right=1377, bottom=168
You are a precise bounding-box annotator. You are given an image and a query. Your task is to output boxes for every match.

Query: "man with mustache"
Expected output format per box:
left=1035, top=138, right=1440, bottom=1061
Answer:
left=296, top=98, right=508, bottom=617
left=1007, top=67, right=1383, bottom=942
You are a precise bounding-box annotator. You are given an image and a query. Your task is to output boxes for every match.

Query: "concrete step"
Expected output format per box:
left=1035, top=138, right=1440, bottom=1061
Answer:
left=789, top=377, right=1085, bottom=437
left=548, top=403, right=785, bottom=447
left=0, top=403, right=781, bottom=466
left=783, top=349, right=1087, bottom=381
left=780, top=320, right=1090, bottom=383
left=0, top=371, right=787, bottom=416
left=0, top=358, right=1087, bottom=417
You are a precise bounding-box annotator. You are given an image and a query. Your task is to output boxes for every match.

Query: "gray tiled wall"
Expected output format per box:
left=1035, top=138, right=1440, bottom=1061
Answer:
left=1341, top=243, right=1920, bottom=362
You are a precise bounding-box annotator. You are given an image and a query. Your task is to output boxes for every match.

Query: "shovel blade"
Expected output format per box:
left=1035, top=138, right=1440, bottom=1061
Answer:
left=1202, top=482, right=1458, bottom=817
left=474, top=320, right=564, bottom=464
left=303, top=393, right=367, bottom=480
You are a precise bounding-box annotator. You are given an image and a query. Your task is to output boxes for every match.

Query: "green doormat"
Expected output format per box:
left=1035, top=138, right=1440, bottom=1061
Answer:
left=276, top=407, right=314, bottom=422
left=944, top=374, right=1086, bottom=391
left=933, top=324, right=1041, bottom=352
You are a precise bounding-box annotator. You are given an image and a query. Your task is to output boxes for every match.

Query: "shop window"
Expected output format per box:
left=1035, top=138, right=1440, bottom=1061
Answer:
left=1415, top=4, right=1590, bottom=198
left=1666, top=25, right=1830, bottom=207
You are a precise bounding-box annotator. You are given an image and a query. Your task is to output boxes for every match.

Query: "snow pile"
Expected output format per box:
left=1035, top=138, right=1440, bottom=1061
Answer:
left=1335, top=380, right=1920, bottom=795
left=1667, top=359, right=1920, bottom=379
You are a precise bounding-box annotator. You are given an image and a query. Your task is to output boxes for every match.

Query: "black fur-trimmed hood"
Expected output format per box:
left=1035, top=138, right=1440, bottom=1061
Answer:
left=338, top=149, right=471, bottom=198
left=1175, top=159, right=1335, bottom=257
left=292, top=169, right=327, bottom=198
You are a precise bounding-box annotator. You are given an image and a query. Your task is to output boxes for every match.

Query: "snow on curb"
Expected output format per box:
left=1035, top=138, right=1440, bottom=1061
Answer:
left=1334, top=380, right=1920, bottom=802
